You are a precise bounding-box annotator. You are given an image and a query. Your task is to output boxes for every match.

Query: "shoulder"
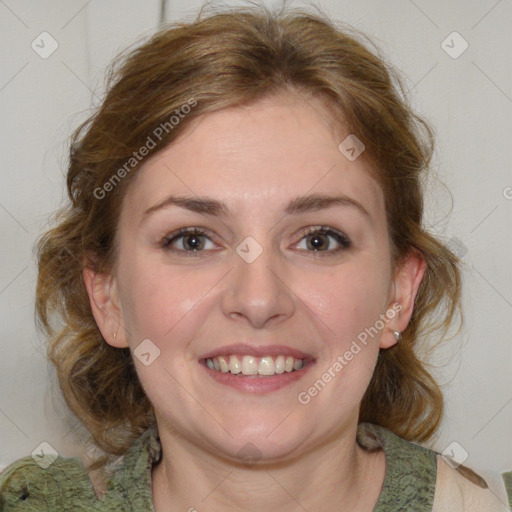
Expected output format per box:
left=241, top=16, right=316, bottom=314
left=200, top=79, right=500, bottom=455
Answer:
left=359, top=423, right=438, bottom=511
left=0, top=425, right=160, bottom=511
left=433, top=458, right=512, bottom=512
left=358, top=423, right=512, bottom=512
left=0, top=454, right=99, bottom=511
left=503, top=471, right=512, bottom=508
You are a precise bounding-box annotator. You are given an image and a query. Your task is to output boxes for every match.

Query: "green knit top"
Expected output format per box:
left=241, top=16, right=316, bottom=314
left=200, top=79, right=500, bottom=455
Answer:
left=1, top=423, right=511, bottom=511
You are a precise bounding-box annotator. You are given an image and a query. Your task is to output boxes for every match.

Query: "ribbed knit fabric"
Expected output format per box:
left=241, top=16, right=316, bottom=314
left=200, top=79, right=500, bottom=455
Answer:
left=1, top=423, right=510, bottom=511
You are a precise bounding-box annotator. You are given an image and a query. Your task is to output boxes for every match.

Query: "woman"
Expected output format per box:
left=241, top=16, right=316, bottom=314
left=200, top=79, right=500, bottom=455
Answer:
left=1, top=5, right=510, bottom=511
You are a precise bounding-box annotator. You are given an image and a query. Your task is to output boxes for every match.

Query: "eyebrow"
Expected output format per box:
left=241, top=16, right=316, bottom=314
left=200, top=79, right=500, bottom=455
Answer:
left=143, top=193, right=369, bottom=218
left=284, top=194, right=369, bottom=216
left=144, top=196, right=228, bottom=217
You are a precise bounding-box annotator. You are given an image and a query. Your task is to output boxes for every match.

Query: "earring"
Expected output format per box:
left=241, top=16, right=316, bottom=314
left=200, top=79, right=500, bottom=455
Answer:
left=113, top=331, right=117, bottom=340
left=393, top=331, right=401, bottom=341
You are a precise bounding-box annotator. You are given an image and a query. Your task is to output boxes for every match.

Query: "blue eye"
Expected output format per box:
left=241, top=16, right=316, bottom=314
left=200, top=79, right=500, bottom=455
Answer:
left=296, top=226, right=351, bottom=254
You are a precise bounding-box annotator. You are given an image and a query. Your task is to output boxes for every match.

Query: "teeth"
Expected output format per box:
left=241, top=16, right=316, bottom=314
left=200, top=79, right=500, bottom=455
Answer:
left=258, top=356, right=275, bottom=375
left=293, top=358, right=303, bottom=371
left=218, top=355, right=229, bottom=373
left=241, top=355, right=258, bottom=375
left=275, top=355, right=285, bottom=374
left=229, top=355, right=241, bottom=374
left=205, top=354, right=306, bottom=376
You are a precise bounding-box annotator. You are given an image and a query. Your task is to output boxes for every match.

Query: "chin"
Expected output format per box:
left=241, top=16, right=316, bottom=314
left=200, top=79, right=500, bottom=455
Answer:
left=201, top=415, right=312, bottom=465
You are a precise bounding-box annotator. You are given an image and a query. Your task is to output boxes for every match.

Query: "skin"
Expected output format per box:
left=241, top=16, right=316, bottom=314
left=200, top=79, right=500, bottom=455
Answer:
left=84, top=91, right=426, bottom=511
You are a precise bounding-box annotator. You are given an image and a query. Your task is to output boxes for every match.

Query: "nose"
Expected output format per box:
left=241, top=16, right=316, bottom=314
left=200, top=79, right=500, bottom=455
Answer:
left=221, top=244, right=296, bottom=329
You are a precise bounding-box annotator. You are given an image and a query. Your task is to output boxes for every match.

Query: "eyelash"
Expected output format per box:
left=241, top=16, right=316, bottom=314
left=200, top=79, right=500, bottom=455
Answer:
left=298, top=226, right=351, bottom=255
left=161, top=227, right=217, bottom=258
left=160, top=226, right=351, bottom=257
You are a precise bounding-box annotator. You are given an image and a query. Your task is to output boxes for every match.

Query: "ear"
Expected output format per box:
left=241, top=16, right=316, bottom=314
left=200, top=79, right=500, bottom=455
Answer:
left=379, top=250, right=427, bottom=349
left=83, top=266, right=129, bottom=348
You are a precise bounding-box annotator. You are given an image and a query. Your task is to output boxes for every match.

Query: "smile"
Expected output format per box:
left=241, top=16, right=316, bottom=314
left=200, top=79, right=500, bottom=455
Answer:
left=199, top=343, right=313, bottom=392
left=205, top=354, right=304, bottom=376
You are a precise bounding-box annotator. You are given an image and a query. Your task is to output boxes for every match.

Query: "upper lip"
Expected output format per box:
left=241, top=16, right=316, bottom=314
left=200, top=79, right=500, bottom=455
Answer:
left=199, top=343, right=314, bottom=361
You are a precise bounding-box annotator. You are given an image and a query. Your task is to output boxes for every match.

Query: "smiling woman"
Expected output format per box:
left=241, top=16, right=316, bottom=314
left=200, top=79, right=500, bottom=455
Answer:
left=1, top=4, right=511, bottom=512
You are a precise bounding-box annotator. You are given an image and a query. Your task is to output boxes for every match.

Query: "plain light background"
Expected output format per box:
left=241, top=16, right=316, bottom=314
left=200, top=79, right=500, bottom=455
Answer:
left=1, top=0, right=511, bottom=474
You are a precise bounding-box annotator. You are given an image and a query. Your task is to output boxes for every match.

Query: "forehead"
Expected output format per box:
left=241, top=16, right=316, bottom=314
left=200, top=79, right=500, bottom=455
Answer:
left=122, top=93, right=385, bottom=221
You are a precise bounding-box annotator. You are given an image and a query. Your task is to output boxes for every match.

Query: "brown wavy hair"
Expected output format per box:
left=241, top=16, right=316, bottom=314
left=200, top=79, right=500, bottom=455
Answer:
left=36, top=4, right=461, bottom=460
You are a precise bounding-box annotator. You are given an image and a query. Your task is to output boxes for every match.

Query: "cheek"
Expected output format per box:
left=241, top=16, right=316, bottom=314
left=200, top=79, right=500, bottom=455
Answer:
left=117, top=253, right=214, bottom=344
left=116, top=260, right=214, bottom=400
left=298, top=259, right=391, bottom=343
left=292, top=256, right=391, bottom=402
left=298, top=264, right=389, bottom=412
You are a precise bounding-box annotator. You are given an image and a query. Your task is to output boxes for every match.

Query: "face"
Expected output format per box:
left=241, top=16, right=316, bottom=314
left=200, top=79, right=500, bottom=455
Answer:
left=87, top=92, right=418, bottom=463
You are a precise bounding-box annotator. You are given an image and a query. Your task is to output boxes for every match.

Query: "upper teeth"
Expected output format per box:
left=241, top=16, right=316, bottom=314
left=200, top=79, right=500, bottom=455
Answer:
left=206, top=355, right=304, bottom=376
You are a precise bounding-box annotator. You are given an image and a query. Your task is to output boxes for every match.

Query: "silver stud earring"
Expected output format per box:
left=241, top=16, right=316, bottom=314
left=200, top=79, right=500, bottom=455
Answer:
left=393, top=331, right=401, bottom=342
left=113, top=331, right=117, bottom=340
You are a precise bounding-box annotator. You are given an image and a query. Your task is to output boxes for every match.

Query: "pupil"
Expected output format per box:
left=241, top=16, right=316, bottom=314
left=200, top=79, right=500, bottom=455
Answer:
left=309, top=234, right=326, bottom=250
left=185, top=235, right=202, bottom=250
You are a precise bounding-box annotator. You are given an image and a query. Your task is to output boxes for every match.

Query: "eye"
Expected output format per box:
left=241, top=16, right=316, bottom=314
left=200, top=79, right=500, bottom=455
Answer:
left=295, top=226, right=351, bottom=254
left=161, top=227, right=217, bottom=255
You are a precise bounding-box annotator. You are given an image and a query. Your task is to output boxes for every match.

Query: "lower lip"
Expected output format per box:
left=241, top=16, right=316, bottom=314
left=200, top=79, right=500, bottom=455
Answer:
left=201, top=361, right=314, bottom=393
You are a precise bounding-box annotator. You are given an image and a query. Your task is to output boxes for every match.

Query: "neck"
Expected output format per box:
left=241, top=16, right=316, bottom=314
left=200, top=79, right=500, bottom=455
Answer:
left=151, top=422, right=385, bottom=512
